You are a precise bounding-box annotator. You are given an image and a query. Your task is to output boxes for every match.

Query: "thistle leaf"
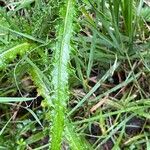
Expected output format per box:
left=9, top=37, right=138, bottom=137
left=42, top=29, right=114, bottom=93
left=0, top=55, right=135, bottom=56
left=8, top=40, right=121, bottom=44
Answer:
left=50, top=0, right=75, bottom=149
left=0, top=42, right=30, bottom=69
left=27, top=60, right=91, bottom=149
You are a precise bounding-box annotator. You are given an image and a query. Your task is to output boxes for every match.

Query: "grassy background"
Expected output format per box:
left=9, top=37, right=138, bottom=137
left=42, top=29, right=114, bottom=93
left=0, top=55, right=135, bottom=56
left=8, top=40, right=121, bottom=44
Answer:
left=0, top=0, right=150, bottom=149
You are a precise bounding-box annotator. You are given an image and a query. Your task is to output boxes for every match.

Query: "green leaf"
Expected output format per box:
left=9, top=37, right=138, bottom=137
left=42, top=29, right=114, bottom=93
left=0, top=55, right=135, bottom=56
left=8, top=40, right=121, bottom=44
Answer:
left=0, top=42, right=30, bottom=69
left=0, top=25, right=45, bottom=44
left=28, top=59, right=91, bottom=149
left=26, top=108, right=43, bottom=128
left=50, top=0, right=75, bottom=149
left=65, top=122, right=93, bottom=150
left=0, top=97, right=34, bottom=103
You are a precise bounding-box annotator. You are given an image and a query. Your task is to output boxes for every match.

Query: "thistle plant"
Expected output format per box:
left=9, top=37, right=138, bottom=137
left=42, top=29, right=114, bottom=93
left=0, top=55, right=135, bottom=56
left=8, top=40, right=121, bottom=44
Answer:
left=0, top=0, right=150, bottom=149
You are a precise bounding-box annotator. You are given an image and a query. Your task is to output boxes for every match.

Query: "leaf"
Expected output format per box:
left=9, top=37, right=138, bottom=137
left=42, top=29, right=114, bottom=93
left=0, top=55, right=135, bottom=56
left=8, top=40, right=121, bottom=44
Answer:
left=0, top=25, right=45, bottom=44
left=0, top=97, right=34, bottom=103
left=0, top=116, right=13, bottom=135
left=26, top=108, right=43, bottom=128
left=65, top=122, right=93, bottom=150
left=27, top=58, right=52, bottom=106
left=8, top=0, right=35, bottom=14
left=26, top=129, right=47, bottom=145
left=28, top=59, right=91, bottom=149
left=50, top=0, right=75, bottom=149
left=0, top=42, right=30, bottom=69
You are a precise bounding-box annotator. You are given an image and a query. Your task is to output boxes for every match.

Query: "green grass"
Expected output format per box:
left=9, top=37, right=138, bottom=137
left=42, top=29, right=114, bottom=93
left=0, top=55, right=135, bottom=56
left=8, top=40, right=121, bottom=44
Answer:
left=0, top=0, right=150, bottom=149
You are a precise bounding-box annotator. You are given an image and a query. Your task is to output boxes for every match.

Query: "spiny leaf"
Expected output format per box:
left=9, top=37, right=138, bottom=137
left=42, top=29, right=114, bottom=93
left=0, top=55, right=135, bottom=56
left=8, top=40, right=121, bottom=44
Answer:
left=27, top=58, right=52, bottom=106
left=50, top=0, right=75, bottom=149
left=65, top=121, right=93, bottom=150
left=27, top=60, right=90, bottom=149
left=0, top=42, right=30, bottom=69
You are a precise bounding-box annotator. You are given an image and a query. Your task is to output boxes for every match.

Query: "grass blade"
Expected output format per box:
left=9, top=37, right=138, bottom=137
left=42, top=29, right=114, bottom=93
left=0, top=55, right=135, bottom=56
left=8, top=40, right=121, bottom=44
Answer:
left=0, top=97, right=34, bottom=103
left=0, top=25, right=45, bottom=44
